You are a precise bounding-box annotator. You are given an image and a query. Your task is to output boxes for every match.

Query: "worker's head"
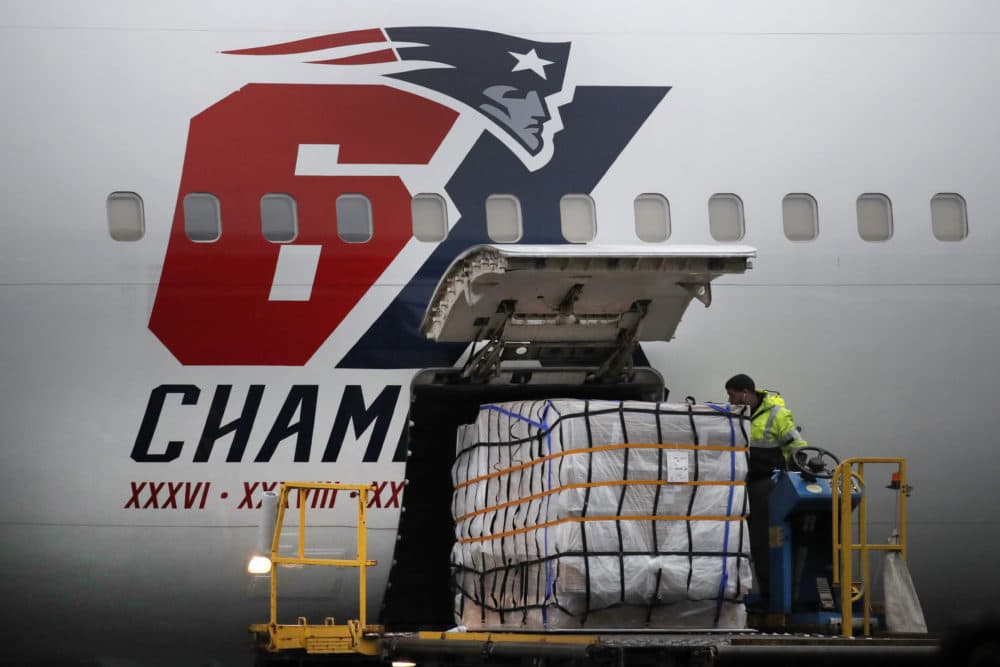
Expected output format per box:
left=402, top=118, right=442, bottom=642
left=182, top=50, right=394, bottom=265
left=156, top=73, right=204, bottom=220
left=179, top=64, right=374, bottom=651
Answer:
left=725, top=373, right=757, bottom=406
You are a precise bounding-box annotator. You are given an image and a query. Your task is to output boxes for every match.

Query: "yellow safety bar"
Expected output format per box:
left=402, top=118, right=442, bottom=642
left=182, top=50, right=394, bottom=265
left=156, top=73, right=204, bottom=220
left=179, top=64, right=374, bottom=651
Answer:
left=254, top=481, right=381, bottom=655
left=831, top=458, right=908, bottom=637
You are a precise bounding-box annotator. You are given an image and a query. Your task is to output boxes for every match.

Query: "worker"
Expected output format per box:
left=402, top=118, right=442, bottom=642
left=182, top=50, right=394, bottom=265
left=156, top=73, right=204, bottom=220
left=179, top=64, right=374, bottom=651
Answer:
left=725, top=373, right=807, bottom=607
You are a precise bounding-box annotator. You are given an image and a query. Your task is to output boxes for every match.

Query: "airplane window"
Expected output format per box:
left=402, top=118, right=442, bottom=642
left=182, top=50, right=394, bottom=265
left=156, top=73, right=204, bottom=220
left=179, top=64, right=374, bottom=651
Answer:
left=634, top=193, right=670, bottom=242
left=336, top=194, right=373, bottom=243
left=107, top=191, right=144, bottom=241
left=183, top=193, right=221, bottom=242
left=709, top=193, right=745, bottom=241
left=782, top=193, right=819, bottom=241
left=485, top=194, right=522, bottom=243
left=857, top=193, right=893, bottom=242
left=412, top=193, right=448, bottom=242
left=261, top=193, right=297, bottom=243
left=560, top=194, right=596, bottom=243
left=931, top=193, right=968, bottom=242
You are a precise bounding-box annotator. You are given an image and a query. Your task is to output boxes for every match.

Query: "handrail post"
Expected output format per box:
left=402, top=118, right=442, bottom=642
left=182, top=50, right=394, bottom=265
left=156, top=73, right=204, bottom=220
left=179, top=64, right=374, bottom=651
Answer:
left=358, top=485, right=368, bottom=628
left=839, top=464, right=854, bottom=637
left=858, top=463, right=871, bottom=636
left=298, top=488, right=306, bottom=560
left=900, top=460, right=908, bottom=561
left=271, top=484, right=291, bottom=627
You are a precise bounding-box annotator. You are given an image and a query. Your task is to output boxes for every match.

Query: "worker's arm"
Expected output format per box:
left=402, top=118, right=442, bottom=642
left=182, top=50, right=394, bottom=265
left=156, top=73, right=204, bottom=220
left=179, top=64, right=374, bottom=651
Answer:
left=773, top=407, right=807, bottom=461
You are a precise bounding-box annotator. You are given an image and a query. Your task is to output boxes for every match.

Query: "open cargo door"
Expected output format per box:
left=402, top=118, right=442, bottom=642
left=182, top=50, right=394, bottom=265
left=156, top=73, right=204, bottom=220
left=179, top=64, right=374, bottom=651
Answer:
left=421, top=244, right=755, bottom=382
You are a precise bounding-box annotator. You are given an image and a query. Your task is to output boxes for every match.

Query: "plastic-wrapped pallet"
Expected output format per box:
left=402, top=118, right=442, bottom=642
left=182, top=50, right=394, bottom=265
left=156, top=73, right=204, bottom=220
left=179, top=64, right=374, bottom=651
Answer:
left=451, top=399, right=751, bottom=630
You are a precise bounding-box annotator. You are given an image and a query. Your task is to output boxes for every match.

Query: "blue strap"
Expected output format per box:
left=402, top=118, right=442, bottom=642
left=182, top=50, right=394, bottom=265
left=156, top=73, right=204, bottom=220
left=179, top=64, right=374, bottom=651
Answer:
left=712, top=408, right=737, bottom=626
left=479, top=403, right=547, bottom=429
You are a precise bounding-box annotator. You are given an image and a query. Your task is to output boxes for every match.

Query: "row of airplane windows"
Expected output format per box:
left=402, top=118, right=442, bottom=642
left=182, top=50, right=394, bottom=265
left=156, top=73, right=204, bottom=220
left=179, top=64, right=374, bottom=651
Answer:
left=106, top=191, right=971, bottom=244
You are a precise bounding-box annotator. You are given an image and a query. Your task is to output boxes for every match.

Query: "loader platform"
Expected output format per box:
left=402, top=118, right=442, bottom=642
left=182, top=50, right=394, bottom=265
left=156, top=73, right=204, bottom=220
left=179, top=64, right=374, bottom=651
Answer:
left=250, top=626, right=941, bottom=666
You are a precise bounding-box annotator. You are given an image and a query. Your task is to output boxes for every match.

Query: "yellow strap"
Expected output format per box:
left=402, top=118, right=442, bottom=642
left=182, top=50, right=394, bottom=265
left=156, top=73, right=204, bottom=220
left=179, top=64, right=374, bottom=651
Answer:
left=454, top=442, right=748, bottom=490
left=455, top=479, right=745, bottom=522
left=457, top=513, right=744, bottom=544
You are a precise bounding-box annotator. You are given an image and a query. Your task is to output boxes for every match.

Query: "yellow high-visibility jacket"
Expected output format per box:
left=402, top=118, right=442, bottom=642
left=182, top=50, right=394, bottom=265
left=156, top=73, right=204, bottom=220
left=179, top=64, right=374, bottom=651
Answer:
left=749, top=391, right=807, bottom=463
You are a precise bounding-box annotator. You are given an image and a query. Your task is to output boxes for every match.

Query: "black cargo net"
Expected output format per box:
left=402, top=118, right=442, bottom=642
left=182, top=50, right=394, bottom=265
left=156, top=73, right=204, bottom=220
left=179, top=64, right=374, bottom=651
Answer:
left=451, top=400, right=752, bottom=629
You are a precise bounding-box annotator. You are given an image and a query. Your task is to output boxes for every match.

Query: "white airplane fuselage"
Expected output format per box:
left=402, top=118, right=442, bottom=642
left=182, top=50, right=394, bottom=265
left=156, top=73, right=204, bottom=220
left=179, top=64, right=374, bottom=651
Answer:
left=2, top=2, right=999, bottom=664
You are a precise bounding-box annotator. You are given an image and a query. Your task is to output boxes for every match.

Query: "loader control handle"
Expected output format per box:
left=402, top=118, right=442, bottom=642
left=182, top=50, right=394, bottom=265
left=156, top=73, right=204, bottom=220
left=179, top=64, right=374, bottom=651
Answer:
left=790, top=446, right=841, bottom=479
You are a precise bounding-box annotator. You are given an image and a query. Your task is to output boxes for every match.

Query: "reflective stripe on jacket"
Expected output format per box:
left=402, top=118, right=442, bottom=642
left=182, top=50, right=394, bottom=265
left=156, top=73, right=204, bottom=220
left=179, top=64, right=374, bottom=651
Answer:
left=748, top=391, right=807, bottom=461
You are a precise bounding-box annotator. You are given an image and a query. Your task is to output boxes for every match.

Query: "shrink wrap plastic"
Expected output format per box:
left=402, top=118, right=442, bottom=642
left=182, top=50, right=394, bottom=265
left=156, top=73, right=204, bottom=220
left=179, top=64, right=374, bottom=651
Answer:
left=451, top=399, right=752, bottom=629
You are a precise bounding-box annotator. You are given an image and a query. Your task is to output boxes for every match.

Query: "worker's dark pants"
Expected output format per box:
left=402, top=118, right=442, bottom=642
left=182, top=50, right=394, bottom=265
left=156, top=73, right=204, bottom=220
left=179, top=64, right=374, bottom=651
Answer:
left=747, top=448, right=784, bottom=600
left=747, top=475, right=773, bottom=598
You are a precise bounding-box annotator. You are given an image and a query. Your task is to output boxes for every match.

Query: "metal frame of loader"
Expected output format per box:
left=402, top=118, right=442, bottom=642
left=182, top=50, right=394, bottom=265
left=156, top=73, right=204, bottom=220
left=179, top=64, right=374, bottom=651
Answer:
left=249, top=475, right=939, bottom=667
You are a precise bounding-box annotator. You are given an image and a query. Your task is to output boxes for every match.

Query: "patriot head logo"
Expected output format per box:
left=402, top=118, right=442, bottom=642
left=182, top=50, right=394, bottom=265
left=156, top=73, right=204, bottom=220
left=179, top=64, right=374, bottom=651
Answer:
left=148, top=27, right=669, bottom=366
left=224, top=27, right=572, bottom=169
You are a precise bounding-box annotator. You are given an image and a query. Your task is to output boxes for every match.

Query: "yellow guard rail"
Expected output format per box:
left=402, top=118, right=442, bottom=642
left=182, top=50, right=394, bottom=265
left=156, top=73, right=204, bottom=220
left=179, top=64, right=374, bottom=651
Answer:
left=252, top=481, right=381, bottom=655
left=831, top=458, right=908, bottom=637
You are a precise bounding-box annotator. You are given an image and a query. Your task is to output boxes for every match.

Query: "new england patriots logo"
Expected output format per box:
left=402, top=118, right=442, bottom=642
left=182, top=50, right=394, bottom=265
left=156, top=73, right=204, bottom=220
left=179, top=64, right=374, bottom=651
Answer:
left=225, top=27, right=572, bottom=167
left=149, top=27, right=669, bottom=367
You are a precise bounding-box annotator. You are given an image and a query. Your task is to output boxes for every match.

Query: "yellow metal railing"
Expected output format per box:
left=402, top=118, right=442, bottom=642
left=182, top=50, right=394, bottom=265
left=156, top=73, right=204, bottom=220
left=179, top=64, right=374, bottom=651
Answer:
left=831, top=458, right=908, bottom=637
left=254, top=481, right=381, bottom=655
